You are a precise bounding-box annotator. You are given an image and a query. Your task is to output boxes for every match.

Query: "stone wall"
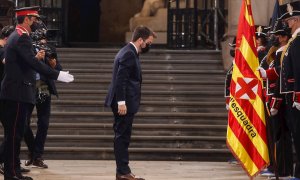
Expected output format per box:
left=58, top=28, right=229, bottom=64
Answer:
left=222, top=0, right=276, bottom=70
left=99, top=0, right=143, bottom=43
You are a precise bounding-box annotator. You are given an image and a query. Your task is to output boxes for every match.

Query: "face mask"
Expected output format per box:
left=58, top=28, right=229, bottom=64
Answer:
left=141, top=43, right=151, bottom=54
left=282, top=22, right=292, bottom=35
left=271, top=37, right=280, bottom=47
left=30, top=22, right=40, bottom=32
left=230, top=49, right=235, bottom=58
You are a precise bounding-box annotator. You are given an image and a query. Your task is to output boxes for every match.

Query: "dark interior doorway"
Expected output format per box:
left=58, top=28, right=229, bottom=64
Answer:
left=67, top=0, right=100, bottom=42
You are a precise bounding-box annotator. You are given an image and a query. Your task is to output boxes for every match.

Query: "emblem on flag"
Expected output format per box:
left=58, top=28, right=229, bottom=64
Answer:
left=235, top=77, right=258, bottom=100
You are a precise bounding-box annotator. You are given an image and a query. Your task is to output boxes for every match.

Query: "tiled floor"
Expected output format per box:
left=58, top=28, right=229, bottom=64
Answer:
left=0, top=160, right=272, bottom=180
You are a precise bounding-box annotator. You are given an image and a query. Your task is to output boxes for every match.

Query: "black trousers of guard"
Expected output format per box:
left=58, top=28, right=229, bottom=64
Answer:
left=285, top=93, right=300, bottom=178
left=0, top=100, right=5, bottom=163
left=267, top=96, right=293, bottom=176
left=2, top=100, right=33, bottom=178
left=112, top=110, right=135, bottom=175
left=24, top=95, right=51, bottom=160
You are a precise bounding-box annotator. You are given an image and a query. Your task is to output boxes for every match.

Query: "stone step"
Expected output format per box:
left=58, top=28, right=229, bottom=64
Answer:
left=50, top=100, right=226, bottom=113
left=30, top=123, right=227, bottom=136
left=60, top=63, right=223, bottom=70
left=56, top=89, right=224, bottom=96
left=60, top=74, right=226, bottom=81
left=38, top=135, right=226, bottom=149
left=55, top=90, right=225, bottom=101
left=56, top=83, right=224, bottom=91
left=30, top=112, right=228, bottom=125
left=59, top=58, right=222, bottom=64
left=57, top=48, right=222, bottom=60
left=57, top=79, right=225, bottom=85
left=65, top=69, right=225, bottom=75
left=20, top=147, right=230, bottom=161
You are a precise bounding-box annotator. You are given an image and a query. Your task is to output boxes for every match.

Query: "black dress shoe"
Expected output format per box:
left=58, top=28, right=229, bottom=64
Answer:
left=4, top=175, right=33, bottom=180
left=24, top=159, right=33, bottom=166
left=32, top=158, right=48, bottom=168
left=21, top=167, right=30, bottom=173
left=116, top=173, right=145, bottom=180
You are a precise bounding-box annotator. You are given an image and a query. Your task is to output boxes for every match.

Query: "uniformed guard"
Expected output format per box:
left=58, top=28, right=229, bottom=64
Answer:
left=224, top=37, right=235, bottom=110
left=261, top=19, right=293, bottom=179
left=224, top=37, right=239, bottom=165
left=255, top=25, right=269, bottom=65
left=0, top=25, right=15, bottom=175
left=0, top=6, right=74, bottom=180
left=277, top=1, right=300, bottom=179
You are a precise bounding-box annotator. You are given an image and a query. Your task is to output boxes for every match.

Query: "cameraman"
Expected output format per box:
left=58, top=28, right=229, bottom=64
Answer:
left=23, top=33, right=62, bottom=169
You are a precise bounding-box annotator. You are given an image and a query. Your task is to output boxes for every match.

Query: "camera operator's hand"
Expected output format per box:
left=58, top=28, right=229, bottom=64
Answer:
left=35, top=50, right=45, bottom=61
left=48, top=58, right=57, bottom=68
left=57, top=71, right=74, bottom=83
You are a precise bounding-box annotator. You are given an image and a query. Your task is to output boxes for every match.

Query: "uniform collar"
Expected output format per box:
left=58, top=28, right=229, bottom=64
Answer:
left=16, top=25, right=29, bottom=36
left=276, top=45, right=286, bottom=55
left=292, top=27, right=300, bottom=38
left=257, top=46, right=265, bottom=52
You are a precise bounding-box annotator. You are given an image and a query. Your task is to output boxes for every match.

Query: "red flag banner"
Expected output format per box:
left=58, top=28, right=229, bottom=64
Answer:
left=226, top=0, right=269, bottom=177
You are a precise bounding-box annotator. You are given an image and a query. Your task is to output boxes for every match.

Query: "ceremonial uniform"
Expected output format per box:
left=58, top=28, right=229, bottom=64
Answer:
left=266, top=47, right=293, bottom=177
left=255, top=25, right=268, bottom=67
left=278, top=1, right=300, bottom=178
left=280, top=29, right=300, bottom=178
left=224, top=37, right=235, bottom=109
left=0, top=7, right=59, bottom=180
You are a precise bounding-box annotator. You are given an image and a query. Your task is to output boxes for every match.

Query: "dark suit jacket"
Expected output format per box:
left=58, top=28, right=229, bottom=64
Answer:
left=105, top=43, right=142, bottom=114
left=0, top=25, right=59, bottom=104
left=39, top=43, right=62, bottom=96
left=0, top=46, right=5, bottom=89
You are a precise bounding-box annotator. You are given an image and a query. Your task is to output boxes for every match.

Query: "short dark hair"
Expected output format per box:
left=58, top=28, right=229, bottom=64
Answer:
left=131, top=25, right=156, bottom=42
left=16, top=15, right=35, bottom=24
left=259, top=36, right=268, bottom=47
left=17, top=16, right=26, bottom=24
left=0, top=25, right=14, bottom=39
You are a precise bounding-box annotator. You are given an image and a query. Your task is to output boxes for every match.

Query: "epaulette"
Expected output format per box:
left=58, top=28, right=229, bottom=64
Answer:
left=16, top=26, right=29, bottom=36
left=16, top=29, right=26, bottom=36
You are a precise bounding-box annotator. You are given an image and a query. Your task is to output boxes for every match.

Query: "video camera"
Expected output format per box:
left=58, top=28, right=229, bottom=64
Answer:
left=31, top=21, right=57, bottom=60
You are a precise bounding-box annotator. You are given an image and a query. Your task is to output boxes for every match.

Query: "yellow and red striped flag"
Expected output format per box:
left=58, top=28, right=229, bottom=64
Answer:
left=226, top=0, right=269, bottom=177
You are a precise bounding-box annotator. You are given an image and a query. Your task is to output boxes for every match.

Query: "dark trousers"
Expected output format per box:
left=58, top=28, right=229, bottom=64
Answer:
left=268, top=96, right=293, bottom=176
left=2, top=100, right=33, bottom=177
left=24, top=96, right=51, bottom=160
left=285, top=93, right=300, bottom=178
left=0, top=100, right=5, bottom=163
left=112, top=111, right=135, bottom=175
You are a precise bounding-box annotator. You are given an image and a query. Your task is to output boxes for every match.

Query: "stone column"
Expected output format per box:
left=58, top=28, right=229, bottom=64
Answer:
left=222, top=0, right=276, bottom=71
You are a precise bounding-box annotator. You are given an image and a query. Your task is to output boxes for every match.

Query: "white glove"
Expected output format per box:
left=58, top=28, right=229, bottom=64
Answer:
left=57, top=71, right=74, bottom=83
left=293, top=102, right=300, bottom=111
left=257, top=67, right=266, bottom=78
left=270, top=108, right=278, bottom=116
left=226, top=104, right=229, bottom=110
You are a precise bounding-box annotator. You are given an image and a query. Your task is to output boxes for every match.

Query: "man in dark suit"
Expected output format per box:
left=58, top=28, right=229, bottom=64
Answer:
left=105, top=26, right=155, bottom=180
left=0, top=7, right=74, bottom=180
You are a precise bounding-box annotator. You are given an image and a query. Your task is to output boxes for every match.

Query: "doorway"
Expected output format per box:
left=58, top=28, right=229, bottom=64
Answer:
left=67, top=0, right=100, bottom=42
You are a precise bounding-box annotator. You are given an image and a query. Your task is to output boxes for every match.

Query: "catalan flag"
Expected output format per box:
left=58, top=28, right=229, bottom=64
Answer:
left=226, top=0, right=269, bottom=177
